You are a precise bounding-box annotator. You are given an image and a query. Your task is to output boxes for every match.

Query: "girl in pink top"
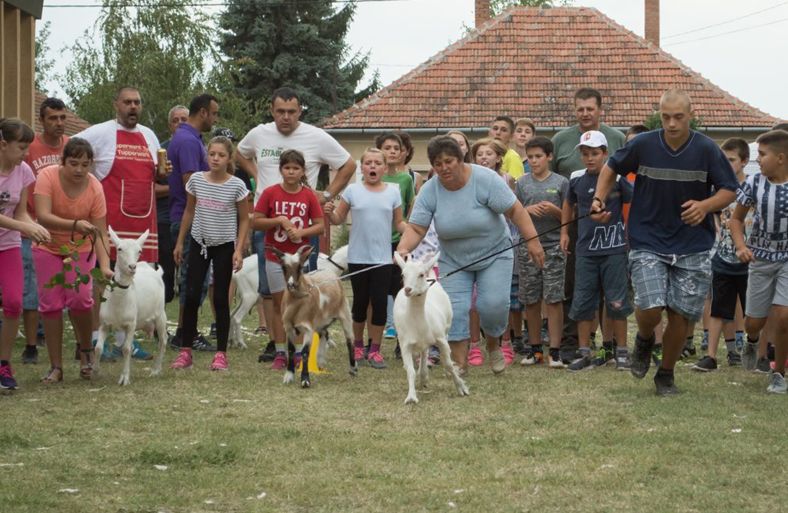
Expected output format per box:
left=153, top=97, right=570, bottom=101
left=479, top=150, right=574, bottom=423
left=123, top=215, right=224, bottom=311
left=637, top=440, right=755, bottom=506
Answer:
left=34, top=138, right=111, bottom=384
left=0, top=119, right=50, bottom=390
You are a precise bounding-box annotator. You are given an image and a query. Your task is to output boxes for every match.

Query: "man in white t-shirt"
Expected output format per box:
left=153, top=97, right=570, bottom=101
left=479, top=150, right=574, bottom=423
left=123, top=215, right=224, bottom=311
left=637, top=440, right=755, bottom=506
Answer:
left=236, top=86, right=355, bottom=362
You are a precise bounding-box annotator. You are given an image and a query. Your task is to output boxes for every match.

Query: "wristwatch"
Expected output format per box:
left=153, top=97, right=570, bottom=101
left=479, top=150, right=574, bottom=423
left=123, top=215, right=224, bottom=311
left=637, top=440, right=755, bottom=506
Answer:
left=322, top=191, right=333, bottom=201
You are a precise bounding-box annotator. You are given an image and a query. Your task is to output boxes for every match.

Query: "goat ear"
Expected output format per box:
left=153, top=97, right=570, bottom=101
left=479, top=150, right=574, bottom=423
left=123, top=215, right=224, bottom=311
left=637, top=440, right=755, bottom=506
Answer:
left=136, top=229, right=150, bottom=249
left=393, top=251, right=407, bottom=269
left=108, top=226, right=121, bottom=248
left=297, top=245, right=313, bottom=263
left=424, top=251, right=440, bottom=270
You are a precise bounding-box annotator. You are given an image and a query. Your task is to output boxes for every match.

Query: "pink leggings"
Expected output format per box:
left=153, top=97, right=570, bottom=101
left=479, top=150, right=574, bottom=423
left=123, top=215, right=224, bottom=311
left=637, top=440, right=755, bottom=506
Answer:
left=33, top=248, right=95, bottom=319
left=0, top=247, right=23, bottom=318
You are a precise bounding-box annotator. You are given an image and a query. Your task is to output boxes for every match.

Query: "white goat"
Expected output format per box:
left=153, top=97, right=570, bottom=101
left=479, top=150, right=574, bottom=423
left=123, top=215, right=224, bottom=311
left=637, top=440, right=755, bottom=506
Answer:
left=271, top=245, right=355, bottom=388
left=393, top=252, right=469, bottom=404
left=93, top=227, right=168, bottom=385
left=228, top=246, right=349, bottom=350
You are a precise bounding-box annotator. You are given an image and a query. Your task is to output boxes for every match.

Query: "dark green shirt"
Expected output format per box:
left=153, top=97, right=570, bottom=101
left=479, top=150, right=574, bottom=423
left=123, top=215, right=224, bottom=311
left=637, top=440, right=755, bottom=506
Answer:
left=551, top=123, right=625, bottom=179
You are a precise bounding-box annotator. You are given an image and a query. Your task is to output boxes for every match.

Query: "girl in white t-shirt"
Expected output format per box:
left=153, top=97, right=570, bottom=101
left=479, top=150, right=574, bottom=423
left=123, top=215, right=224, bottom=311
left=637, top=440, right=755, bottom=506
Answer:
left=325, top=148, right=406, bottom=369
left=171, top=136, right=250, bottom=372
left=0, top=119, right=50, bottom=389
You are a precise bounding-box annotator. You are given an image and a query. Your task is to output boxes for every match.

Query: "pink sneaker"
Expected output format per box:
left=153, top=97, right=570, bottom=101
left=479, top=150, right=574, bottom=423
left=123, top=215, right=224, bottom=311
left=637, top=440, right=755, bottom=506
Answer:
left=468, top=343, right=484, bottom=366
left=271, top=351, right=287, bottom=370
left=210, top=351, right=228, bottom=371
left=367, top=350, right=387, bottom=369
left=354, top=346, right=365, bottom=363
left=170, top=349, right=193, bottom=369
left=502, top=341, right=515, bottom=366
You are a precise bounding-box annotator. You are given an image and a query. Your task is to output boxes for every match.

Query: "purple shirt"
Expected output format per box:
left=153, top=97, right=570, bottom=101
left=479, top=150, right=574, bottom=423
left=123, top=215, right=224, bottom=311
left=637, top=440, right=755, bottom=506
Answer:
left=167, top=123, right=208, bottom=223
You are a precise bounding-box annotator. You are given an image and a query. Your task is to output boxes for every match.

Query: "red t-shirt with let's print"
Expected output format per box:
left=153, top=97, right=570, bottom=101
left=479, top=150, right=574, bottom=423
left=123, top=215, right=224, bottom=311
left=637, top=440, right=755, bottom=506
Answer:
left=255, top=184, right=322, bottom=263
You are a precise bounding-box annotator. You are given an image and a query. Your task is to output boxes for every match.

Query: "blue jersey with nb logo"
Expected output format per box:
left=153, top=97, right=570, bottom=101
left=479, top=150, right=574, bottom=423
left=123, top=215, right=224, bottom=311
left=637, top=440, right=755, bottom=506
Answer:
left=568, top=169, right=632, bottom=257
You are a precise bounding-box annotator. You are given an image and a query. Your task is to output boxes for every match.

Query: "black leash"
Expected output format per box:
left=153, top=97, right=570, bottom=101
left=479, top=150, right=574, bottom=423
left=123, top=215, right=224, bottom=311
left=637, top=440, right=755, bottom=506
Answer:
left=440, top=211, right=599, bottom=280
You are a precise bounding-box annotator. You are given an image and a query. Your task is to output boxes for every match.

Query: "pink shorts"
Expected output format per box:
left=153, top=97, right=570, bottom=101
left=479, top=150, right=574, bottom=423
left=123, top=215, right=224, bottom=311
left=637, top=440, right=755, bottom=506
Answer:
left=0, top=247, right=23, bottom=318
left=33, top=248, right=95, bottom=318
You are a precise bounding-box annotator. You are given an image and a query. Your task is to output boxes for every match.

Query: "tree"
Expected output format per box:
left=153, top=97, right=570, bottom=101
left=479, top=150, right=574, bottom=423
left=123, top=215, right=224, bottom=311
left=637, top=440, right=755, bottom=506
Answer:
left=63, top=0, right=215, bottom=139
left=218, top=0, right=379, bottom=125
left=491, top=0, right=573, bottom=15
left=35, top=21, right=55, bottom=94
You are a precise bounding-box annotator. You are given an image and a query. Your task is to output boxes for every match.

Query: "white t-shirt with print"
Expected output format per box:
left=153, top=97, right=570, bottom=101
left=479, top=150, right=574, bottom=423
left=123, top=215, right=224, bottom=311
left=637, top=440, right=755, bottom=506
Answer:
left=236, top=121, right=350, bottom=203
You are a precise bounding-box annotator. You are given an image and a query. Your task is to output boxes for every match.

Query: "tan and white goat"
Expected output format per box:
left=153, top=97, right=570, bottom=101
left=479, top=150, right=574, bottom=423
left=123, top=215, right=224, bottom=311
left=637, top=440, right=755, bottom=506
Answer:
left=93, top=227, right=168, bottom=385
left=393, top=252, right=469, bottom=404
left=271, top=245, right=356, bottom=387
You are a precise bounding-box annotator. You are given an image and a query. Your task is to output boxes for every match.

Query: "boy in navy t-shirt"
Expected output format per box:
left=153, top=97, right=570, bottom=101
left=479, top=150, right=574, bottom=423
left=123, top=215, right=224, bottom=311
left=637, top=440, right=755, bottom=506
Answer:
left=591, top=89, right=738, bottom=396
left=560, top=131, right=633, bottom=372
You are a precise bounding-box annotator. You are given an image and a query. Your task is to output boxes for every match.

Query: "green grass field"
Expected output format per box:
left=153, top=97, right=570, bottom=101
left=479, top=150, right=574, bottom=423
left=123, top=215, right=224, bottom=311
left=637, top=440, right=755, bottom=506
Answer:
left=1, top=300, right=785, bottom=513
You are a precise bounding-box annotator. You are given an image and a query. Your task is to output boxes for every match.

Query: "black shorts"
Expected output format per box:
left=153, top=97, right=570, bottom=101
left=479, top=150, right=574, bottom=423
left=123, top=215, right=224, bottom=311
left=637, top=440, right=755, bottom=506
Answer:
left=710, top=271, right=747, bottom=321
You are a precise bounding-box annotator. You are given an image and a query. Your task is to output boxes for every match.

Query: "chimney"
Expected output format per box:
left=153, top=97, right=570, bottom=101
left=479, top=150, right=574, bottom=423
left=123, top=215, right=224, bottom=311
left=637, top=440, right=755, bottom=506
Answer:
left=645, top=0, right=660, bottom=46
left=475, top=0, right=491, bottom=28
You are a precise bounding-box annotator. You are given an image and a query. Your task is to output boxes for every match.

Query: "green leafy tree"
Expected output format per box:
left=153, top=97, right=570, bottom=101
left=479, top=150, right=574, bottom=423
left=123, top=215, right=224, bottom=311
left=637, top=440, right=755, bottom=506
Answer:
left=35, top=21, right=55, bottom=94
left=218, top=0, right=379, bottom=125
left=63, top=0, right=215, bottom=138
left=491, top=0, right=573, bottom=15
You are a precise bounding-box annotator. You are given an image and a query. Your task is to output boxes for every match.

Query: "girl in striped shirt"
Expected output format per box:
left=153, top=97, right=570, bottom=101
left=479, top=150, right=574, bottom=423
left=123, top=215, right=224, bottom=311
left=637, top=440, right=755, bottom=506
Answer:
left=171, top=136, right=250, bottom=371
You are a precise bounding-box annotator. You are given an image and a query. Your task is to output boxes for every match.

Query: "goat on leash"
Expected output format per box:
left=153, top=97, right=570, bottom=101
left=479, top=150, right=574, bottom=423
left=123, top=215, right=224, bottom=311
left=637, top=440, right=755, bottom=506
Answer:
left=393, top=252, right=469, bottom=404
left=271, top=245, right=356, bottom=388
left=93, top=227, right=168, bottom=385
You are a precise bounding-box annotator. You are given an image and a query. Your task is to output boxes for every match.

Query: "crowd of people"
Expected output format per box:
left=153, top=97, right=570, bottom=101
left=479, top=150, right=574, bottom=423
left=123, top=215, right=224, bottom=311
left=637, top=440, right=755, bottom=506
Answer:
left=0, top=85, right=786, bottom=396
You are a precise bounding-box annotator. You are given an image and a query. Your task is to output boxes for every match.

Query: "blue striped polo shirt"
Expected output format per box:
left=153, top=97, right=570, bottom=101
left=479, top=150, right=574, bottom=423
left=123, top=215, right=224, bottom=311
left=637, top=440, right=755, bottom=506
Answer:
left=607, top=129, right=738, bottom=255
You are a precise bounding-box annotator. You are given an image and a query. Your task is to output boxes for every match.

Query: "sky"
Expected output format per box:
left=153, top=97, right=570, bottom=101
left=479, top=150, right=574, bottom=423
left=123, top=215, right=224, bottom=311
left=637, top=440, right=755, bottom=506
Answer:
left=40, top=0, right=788, bottom=120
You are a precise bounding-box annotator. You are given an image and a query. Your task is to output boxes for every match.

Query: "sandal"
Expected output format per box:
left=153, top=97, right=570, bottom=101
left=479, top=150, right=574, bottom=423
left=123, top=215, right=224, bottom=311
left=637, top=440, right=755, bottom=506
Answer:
left=41, top=367, right=63, bottom=384
left=79, top=349, right=93, bottom=380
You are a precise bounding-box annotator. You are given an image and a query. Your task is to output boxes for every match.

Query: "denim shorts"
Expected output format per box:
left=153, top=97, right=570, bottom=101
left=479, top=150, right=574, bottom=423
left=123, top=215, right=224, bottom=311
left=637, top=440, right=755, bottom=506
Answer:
left=628, top=249, right=712, bottom=321
left=746, top=259, right=788, bottom=318
left=21, top=238, right=39, bottom=310
left=569, top=253, right=633, bottom=321
left=442, top=254, right=512, bottom=341
left=518, top=244, right=566, bottom=305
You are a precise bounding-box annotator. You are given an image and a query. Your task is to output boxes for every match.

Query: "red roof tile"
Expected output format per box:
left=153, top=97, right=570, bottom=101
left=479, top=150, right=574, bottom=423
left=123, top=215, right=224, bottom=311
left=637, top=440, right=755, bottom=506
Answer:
left=33, top=90, right=91, bottom=136
left=322, top=7, right=779, bottom=129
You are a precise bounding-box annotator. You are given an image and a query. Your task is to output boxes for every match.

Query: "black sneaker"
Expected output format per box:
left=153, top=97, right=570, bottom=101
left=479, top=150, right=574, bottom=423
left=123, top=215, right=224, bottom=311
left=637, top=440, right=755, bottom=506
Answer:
left=21, top=345, right=38, bottom=364
left=567, top=355, right=593, bottom=372
left=258, top=340, right=276, bottom=363
left=511, top=336, right=527, bottom=356
left=591, top=348, right=614, bottom=367
left=168, top=332, right=182, bottom=351
left=681, top=341, right=697, bottom=359
left=726, top=351, right=742, bottom=367
left=754, top=356, right=771, bottom=374
left=192, top=334, right=217, bottom=352
left=654, top=369, right=678, bottom=396
left=631, top=334, right=655, bottom=379
left=692, top=355, right=717, bottom=372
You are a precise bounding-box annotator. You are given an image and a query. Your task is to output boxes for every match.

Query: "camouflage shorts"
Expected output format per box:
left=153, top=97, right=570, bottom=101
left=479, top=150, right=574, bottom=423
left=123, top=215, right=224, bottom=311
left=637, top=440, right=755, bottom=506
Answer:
left=518, top=244, right=566, bottom=305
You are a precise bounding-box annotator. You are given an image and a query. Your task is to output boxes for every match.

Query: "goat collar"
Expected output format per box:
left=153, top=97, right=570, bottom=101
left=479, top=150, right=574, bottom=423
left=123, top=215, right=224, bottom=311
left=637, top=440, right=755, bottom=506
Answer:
left=325, top=256, right=346, bottom=273
left=111, top=277, right=131, bottom=289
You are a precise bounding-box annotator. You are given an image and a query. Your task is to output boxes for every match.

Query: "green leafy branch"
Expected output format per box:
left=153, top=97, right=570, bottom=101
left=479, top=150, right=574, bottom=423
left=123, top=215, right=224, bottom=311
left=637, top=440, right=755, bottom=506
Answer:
left=44, top=239, right=115, bottom=300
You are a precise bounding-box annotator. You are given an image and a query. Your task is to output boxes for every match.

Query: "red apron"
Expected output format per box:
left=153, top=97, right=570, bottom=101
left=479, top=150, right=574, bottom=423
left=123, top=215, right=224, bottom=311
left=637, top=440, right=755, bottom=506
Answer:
left=102, top=130, right=158, bottom=262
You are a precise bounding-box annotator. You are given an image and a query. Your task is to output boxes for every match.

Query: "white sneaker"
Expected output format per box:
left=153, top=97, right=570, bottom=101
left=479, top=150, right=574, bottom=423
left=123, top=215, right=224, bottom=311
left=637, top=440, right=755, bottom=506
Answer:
left=489, top=349, right=505, bottom=374
left=766, top=372, right=787, bottom=394
left=548, top=355, right=566, bottom=369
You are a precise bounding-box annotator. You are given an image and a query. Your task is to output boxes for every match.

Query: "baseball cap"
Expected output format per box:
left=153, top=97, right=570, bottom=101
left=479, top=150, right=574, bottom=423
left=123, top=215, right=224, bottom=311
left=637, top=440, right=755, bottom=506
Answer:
left=211, top=127, right=237, bottom=141
left=575, top=130, right=608, bottom=149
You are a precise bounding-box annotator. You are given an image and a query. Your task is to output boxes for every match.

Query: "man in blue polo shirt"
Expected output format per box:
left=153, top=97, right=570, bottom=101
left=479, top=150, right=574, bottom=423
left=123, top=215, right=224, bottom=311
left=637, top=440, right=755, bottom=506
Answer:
left=591, top=89, right=738, bottom=396
left=167, top=93, right=219, bottom=351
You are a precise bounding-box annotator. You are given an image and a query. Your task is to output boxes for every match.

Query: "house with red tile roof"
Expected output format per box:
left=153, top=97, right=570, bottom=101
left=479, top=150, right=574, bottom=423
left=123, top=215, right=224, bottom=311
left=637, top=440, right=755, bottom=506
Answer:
left=321, top=5, right=781, bottom=170
left=33, top=90, right=91, bottom=136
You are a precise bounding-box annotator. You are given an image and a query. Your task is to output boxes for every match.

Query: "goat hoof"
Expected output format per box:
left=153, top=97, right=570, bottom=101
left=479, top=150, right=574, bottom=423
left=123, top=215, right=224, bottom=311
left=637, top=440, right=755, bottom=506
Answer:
left=404, top=395, right=419, bottom=404
left=118, top=375, right=131, bottom=386
left=301, top=379, right=311, bottom=388
left=283, top=371, right=294, bottom=385
left=349, top=366, right=358, bottom=377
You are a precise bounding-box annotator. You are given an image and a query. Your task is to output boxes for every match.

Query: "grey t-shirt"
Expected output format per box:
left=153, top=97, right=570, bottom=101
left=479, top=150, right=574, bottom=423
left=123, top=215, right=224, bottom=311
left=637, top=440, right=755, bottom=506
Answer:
left=515, top=172, right=569, bottom=248
left=342, top=183, right=401, bottom=265
left=409, top=165, right=515, bottom=272
left=551, top=123, right=626, bottom=178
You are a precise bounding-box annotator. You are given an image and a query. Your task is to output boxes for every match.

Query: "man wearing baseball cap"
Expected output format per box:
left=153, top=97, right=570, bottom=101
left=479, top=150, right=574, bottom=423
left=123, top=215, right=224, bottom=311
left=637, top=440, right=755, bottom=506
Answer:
left=560, top=130, right=633, bottom=372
